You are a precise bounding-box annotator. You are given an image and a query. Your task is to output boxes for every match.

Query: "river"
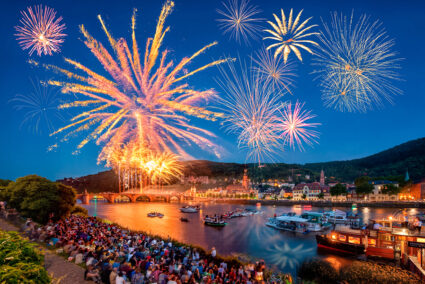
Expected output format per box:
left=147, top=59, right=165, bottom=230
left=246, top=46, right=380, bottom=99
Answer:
left=81, top=201, right=421, bottom=276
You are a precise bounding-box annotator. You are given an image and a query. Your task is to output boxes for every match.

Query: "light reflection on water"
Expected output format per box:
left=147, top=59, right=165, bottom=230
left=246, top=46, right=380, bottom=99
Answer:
left=82, top=202, right=420, bottom=276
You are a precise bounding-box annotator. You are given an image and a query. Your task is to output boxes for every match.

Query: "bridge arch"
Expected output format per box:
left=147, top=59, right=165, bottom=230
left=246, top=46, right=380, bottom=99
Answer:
left=114, top=195, right=131, bottom=203
left=135, top=195, right=152, bottom=202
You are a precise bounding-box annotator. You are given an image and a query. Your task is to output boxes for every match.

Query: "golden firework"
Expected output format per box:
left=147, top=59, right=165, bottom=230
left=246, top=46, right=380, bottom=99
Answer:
left=263, top=9, right=318, bottom=63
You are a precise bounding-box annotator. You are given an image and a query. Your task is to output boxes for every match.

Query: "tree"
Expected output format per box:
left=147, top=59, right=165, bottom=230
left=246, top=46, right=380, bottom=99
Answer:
left=318, top=192, right=324, bottom=199
left=330, top=183, right=347, bottom=196
left=355, top=176, right=374, bottom=195
left=381, top=184, right=401, bottom=195
left=4, top=175, right=76, bottom=224
left=0, top=179, right=12, bottom=187
left=302, top=194, right=307, bottom=200
left=356, top=183, right=374, bottom=195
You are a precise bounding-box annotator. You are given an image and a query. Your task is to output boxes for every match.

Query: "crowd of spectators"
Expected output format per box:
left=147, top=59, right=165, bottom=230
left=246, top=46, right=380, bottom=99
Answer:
left=23, top=215, right=270, bottom=284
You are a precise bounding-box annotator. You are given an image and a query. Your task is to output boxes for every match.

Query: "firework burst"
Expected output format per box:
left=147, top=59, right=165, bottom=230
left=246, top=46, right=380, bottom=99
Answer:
left=264, top=9, right=318, bottom=63
left=35, top=1, right=228, bottom=160
left=279, top=101, right=319, bottom=151
left=217, top=59, right=283, bottom=164
left=15, top=5, right=66, bottom=56
left=216, top=0, right=263, bottom=44
left=252, top=48, right=296, bottom=94
left=313, top=12, right=402, bottom=112
left=10, top=79, right=64, bottom=134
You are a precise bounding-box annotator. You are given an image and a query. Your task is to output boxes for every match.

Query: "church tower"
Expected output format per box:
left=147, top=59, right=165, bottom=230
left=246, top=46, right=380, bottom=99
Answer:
left=320, top=169, right=325, bottom=185
left=242, top=168, right=249, bottom=190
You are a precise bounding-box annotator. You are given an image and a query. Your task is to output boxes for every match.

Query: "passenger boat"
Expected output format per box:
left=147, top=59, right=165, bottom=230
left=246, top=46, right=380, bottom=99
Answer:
left=300, top=212, right=332, bottom=231
left=316, top=227, right=366, bottom=255
left=317, top=218, right=425, bottom=261
left=323, top=210, right=348, bottom=224
left=179, top=205, right=200, bottom=213
left=265, top=215, right=309, bottom=233
left=204, top=218, right=227, bottom=227
left=147, top=212, right=164, bottom=218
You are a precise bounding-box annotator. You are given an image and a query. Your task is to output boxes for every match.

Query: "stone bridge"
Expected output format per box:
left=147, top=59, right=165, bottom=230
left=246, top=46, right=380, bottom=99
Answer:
left=76, top=190, right=189, bottom=204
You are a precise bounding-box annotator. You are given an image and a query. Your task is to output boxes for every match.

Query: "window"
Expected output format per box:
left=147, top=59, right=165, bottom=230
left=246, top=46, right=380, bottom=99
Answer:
left=349, top=236, right=361, bottom=244
left=368, top=239, right=376, bottom=246
left=339, top=235, right=347, bottom=242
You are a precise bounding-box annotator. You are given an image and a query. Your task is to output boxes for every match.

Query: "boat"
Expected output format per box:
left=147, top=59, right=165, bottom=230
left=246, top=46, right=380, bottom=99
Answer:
left=317, top=218, right=425, bottom=260
left=266, top=215, right=309, bottom=233
left=300, top=212, right=332, bottom=231
left=179, top=205, right=200, bottom=213
left=147, top=212, right=164, bottom=218
left=204, top=217, right=227, bottom=227
left=323, top=210, right=348, bottom=224
left=180, top=217, right=189, bottom=222
left=316, top=227, right=365, bottom=255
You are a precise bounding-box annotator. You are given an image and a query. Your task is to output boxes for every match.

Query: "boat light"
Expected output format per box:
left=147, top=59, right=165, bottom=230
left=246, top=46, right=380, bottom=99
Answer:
left=331, top=234, right=337, bottom=240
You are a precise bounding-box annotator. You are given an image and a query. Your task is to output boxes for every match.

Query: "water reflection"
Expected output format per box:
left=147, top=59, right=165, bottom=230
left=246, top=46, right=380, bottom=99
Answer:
left=82, top=202, right=422, bottom=276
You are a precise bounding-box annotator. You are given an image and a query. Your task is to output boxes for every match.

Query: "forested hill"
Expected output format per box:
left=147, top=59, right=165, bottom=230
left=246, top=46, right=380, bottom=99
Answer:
left=304, top=137, right=425, bottom=181
left=58, top=137, right=425, bottom=192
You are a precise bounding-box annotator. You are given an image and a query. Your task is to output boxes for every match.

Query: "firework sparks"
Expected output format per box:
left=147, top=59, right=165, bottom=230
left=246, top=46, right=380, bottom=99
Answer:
left=216, top=0, right=263, bottom=44
left=36, top=1, right=228, bottom=159
left=10, top=79, right=64, bottom=134
left=264, top=9, right=318, bottom=63
left=252, top=48, right=296, bottom=94
left=313, top=12, right=402, bottom=112
left=15, top=5, right=66, bottom=56
left=98, top=141, right=182, bottom=192
left=217, top=59, right=283, bottom=164
left=279, top=101, right=319, bottom=151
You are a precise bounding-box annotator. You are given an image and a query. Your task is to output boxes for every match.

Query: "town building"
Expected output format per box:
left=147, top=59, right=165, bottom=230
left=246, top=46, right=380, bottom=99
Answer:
left=292, top=182, right=330, bottom=200
left=367, top=180, right=399, bottom=201
left=399, top=181, right=425, bottom=200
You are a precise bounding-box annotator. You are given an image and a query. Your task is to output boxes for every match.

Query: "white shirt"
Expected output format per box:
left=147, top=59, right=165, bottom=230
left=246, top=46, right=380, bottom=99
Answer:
left=115, top=276, right=125, bottom=284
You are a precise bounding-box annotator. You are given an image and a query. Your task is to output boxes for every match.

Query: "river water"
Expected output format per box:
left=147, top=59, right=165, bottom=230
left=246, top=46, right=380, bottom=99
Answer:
left=82, top=201, right=421, bottom=276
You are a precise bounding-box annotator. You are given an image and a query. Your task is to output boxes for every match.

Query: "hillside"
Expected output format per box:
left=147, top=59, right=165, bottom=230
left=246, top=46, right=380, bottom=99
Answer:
left=58, top=137, right=425, bottom=192
left=304, top=137, right=425, bottom=181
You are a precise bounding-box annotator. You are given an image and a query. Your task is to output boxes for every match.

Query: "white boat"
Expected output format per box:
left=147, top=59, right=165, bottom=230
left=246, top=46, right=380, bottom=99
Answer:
left=179, top=206, right=199, bottom=213
left=300, top=212, right=332, bottom=232
left=323, top=210, right=348, bottom=224
left=266, top=215, right=309, bottom=233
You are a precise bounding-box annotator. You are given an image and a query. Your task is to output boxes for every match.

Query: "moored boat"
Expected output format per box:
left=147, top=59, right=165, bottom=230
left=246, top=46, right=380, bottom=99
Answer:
left=179, top=205, right=200, bottom=213
left=204, top=218, right=227, bottom=227
left=316, top=227, right=365, bottom=255
left=300, top=212, right=332, bottom=231
left=266, top=215, right=309, bottom=233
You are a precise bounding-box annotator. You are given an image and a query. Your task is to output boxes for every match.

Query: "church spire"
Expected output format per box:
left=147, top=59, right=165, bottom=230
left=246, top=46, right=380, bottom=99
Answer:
left=320, top=169, right=325, bottom=185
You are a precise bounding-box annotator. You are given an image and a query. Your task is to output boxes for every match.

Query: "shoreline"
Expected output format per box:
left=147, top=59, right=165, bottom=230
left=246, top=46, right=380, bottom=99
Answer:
left=201, top=198, right=425, bottom=208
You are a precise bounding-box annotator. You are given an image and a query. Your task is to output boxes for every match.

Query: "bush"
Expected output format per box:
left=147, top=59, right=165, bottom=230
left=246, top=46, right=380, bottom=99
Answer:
left=0, top=230, right=50, bottom=283
left=340, top=261, right=421, bottom=284
left=298, top=259, right=339, bottom=284
left=71, top=205, right=88, bottom=216
left=3, top=175, right=76, bottom=224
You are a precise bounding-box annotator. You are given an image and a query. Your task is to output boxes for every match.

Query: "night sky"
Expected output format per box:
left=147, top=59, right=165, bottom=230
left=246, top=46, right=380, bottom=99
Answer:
left=1, top=0, right=424, bottom=180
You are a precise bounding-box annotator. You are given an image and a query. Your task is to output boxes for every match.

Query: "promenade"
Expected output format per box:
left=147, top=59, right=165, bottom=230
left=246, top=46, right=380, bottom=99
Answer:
left=208, top=198, right=425, bottom=208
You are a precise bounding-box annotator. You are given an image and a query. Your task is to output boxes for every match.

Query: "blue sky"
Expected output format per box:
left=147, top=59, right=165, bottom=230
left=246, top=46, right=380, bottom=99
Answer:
left=1, top=0, right=424, bottom=180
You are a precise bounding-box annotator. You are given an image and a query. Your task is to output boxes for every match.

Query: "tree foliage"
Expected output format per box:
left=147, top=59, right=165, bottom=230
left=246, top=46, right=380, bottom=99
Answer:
left=381, top=184, right=401, bottom=195
left=0, top=230, right=50, bottom=283
left=330, top=183, right=347, bottom=196
left=2, top=175, right=76, bottom=224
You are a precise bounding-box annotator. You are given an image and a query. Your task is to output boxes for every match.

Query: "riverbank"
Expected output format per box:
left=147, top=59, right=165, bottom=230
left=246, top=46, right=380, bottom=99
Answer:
left=0, top=217, right=92, bottom=284
left=207, top=198, right=425, bottom=208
